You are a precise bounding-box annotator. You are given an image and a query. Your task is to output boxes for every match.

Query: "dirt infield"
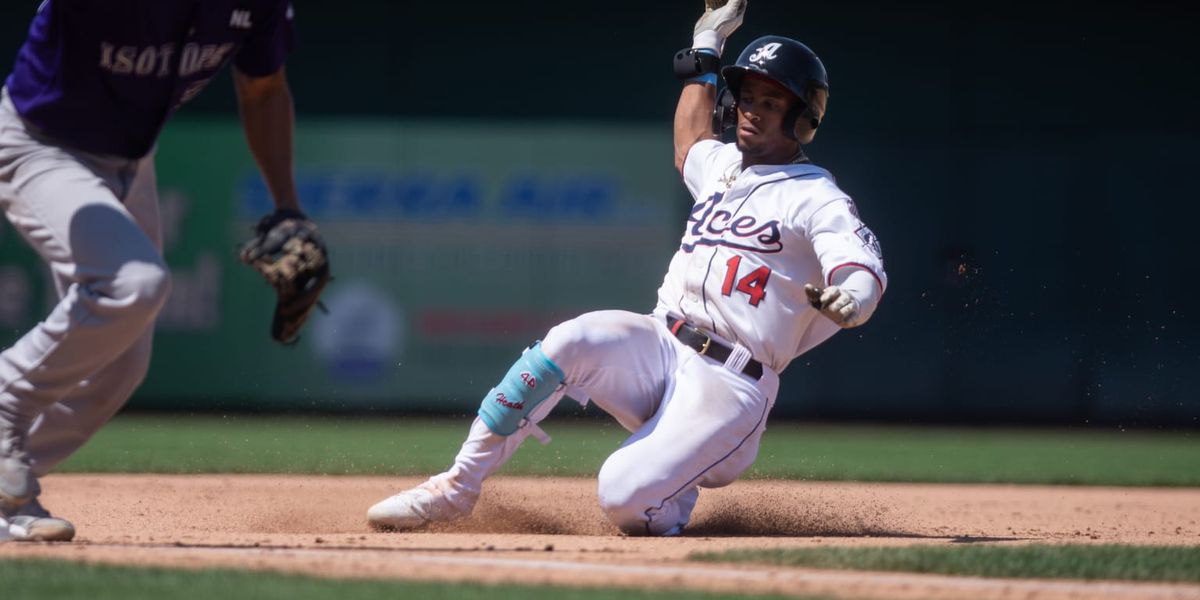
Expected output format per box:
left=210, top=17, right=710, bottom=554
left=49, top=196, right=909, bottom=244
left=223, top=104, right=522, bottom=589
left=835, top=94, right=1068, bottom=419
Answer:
left=3, top=475, right=1200, bottom=599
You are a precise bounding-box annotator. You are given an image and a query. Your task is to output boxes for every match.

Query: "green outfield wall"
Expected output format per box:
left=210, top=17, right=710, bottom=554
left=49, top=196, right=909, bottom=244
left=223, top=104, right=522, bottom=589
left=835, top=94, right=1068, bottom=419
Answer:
left=13, top=120, right=681, bottom=411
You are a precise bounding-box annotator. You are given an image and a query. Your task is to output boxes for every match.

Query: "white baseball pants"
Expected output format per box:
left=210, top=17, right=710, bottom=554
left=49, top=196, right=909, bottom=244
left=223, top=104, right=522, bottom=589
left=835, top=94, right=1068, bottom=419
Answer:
left=441, top=309, right=780, bottom=535
left=0, top=89, right=169, bottom=477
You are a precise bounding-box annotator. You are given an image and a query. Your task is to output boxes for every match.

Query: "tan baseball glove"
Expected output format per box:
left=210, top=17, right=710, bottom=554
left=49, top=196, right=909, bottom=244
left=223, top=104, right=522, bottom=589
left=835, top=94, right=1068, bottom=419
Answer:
left=238, top=208, right=331, bottom=344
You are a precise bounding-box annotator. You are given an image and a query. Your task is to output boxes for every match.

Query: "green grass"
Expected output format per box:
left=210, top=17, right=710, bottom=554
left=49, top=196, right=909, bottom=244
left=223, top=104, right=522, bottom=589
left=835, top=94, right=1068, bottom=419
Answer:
left=56, top=415, right=1200, bottom=486
left=690, top=544, right=1200, bottom=583
left=745, top=425, right=1200, bottom=486
left=0, top=558, right=818, bottom=600
left=56, top=415, right=627, bottom=476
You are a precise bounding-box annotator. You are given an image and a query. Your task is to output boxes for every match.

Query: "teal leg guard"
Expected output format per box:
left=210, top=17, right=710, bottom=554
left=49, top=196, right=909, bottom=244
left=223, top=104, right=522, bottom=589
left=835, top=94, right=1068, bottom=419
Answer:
left=477, top=342, right=565, bottom=436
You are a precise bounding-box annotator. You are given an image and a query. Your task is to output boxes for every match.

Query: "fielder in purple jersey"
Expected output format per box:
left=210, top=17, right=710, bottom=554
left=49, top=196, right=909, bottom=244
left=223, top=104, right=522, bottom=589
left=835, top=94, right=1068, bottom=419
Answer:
left=0, top=0, right=315, bottom=542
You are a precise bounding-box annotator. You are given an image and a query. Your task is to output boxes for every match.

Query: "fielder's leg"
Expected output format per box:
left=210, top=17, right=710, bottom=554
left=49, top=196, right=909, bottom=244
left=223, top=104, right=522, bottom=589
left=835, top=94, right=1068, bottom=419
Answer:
left=24, top=153, right=161, bottom=477
left=25, top=332, right=153, bottom=475
left=0, top=113, right=169, bottom=515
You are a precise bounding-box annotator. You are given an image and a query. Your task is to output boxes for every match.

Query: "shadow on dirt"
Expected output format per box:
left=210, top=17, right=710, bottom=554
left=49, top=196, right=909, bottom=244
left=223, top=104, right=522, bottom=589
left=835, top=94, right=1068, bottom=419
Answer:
left=683, top=488, right=1025, bottom=540
left=364, top=479, right=1027, bottom=540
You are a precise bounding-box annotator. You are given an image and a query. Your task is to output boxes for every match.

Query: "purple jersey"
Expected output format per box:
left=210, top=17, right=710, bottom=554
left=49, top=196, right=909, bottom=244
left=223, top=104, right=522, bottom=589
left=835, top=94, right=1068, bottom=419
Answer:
left=4, top=0, right=295, bottom=159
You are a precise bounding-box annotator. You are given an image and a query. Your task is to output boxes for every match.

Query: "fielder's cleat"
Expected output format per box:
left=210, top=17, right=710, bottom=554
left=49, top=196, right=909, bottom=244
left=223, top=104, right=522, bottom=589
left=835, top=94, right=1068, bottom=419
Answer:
left=2, top=498, right=75, bottom=542
left=367, top=477, right=472, bottom=531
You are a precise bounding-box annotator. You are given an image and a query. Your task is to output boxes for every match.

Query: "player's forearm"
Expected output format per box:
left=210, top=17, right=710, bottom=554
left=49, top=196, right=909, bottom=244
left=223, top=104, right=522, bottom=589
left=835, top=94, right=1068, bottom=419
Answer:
left=674, top=0, right=745, bottom=173
left=674, top=83, right=718, bottom=173
left=831, top=267, right=884, bottom=326
left=234, top=67, right=300, bottom=212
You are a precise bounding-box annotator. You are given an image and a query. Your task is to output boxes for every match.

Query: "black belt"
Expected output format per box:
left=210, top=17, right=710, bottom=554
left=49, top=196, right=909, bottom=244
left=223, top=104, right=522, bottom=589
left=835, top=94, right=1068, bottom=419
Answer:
left=666, top=316, right=764, bottom=380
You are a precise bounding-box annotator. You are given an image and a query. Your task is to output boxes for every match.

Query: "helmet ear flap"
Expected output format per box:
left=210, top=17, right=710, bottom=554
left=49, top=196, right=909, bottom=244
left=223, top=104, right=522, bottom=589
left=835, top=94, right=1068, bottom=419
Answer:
left=787, top=93, right=823, bottom=141
left=782, top=103, right=803, bottom=141
left=802, top=104, right=821, bottom=130
left=712, top=87, right=738, bottom=136
left=802, top=83, right=826, bottom=130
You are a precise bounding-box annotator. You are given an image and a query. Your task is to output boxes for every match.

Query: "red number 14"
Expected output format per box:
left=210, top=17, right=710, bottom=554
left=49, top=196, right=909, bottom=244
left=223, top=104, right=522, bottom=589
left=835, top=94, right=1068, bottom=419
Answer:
left=721, top=255, right=771, bottom=307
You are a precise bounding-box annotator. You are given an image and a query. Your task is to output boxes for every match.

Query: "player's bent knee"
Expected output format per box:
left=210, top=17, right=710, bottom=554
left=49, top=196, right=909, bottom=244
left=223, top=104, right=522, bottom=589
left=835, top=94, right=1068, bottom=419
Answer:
left=597, top=451, right=691, bottom=536
left=541, top=310, right=639, bottom=367
left=119, top=341, right=155, bottom=389
left=597, top=487, right=673, bottom=536
left=83, top=260, right=172, bottom=328
left=600, top=494, right=689, bottom=537
left=112, top=260, right=172, bottom=314
left=597, top=489, right=640, bottom=530
left=597, top=461, right=657, bottom=535
left=540, top=318, right=587, bottom=362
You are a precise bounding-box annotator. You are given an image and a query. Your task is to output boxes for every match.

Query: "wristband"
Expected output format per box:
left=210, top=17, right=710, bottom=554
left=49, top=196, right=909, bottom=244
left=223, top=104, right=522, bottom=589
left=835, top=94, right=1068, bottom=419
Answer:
left=673, top=48, right=721, bottom=82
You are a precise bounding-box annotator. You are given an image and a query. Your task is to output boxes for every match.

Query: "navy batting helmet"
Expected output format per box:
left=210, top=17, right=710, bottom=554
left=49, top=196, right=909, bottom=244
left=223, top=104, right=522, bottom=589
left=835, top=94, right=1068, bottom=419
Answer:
left=717, top=36, right=830, bottom=138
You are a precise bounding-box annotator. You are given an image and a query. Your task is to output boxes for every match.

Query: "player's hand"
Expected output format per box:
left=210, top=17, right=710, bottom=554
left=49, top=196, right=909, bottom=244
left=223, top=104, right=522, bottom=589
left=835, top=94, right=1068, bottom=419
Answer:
left=239, top=209, right=332, bottom=344
left=804, top=284, right=863, bottom=328
left=693, top=0, right=747, bottom=55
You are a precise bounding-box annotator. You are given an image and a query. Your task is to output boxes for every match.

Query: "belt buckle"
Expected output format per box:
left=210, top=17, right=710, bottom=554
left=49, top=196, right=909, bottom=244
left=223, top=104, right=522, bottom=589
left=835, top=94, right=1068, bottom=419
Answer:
left=670, top=317, right=713, bottom=357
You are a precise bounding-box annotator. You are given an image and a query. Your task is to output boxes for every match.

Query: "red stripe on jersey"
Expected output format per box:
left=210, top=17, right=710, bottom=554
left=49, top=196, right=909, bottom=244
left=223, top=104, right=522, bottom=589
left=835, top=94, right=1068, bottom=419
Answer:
left=827, top=262, right=885, bottom=292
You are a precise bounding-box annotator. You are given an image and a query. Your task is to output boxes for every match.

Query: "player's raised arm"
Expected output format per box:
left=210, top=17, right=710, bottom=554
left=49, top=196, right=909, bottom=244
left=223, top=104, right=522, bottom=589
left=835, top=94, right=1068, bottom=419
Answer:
left=673, top=0, right=747, bottom=173
left=672, top=80, right=717, bottom=175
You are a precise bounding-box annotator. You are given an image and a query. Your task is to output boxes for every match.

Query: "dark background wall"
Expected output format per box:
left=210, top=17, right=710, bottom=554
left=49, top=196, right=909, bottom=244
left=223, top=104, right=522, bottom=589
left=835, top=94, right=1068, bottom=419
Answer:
left=2, top=1, right=1197, bottom=425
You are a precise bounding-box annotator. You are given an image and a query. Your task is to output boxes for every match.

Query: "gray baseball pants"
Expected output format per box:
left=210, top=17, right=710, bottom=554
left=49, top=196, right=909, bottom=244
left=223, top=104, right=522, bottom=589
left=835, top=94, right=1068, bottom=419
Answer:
left=0, top=89, right=170, bottom=479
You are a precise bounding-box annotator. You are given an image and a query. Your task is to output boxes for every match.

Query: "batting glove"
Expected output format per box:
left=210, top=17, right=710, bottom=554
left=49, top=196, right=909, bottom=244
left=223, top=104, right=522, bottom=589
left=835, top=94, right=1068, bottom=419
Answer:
left=804, top=284, right=864, bottom=329
left=693, top=0, right=747, bottom=55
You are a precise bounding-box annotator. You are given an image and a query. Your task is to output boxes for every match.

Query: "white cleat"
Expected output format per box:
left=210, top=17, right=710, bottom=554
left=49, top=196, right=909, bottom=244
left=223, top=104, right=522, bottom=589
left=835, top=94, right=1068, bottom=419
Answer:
left=2, top=498, right=75, bottom=542
left=367, top=477, right=472, bottom=531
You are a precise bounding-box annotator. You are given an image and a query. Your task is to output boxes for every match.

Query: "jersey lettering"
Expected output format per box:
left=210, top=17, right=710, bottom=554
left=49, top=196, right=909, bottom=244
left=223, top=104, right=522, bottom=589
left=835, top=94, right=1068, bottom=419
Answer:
left=98, top=42, right=236, bottom=79
left=682, top=193, right=782, bottom=253
left=230, top=9, right=254, bottom=29
left=656, top=142, right=885, bottom=373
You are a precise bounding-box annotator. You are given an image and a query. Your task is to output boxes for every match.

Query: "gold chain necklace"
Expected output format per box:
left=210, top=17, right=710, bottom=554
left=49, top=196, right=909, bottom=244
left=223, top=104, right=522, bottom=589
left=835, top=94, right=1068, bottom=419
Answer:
left=720, top=149, right=807, bottom=190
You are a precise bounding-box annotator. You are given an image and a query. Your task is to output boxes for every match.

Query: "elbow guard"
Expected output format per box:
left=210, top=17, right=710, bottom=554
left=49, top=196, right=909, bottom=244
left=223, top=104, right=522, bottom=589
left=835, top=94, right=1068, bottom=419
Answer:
left=673, top=47, right=721, bottom=83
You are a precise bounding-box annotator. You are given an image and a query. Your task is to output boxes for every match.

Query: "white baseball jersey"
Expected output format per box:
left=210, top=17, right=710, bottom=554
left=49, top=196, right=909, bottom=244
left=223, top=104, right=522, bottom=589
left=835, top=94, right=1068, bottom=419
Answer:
left=656, top=139, right=887, bottom=374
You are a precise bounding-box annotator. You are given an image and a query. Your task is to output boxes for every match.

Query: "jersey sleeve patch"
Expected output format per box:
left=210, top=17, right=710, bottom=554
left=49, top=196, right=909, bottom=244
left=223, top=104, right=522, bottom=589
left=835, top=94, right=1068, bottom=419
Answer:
left=855, top=224, right=883, bottom=259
